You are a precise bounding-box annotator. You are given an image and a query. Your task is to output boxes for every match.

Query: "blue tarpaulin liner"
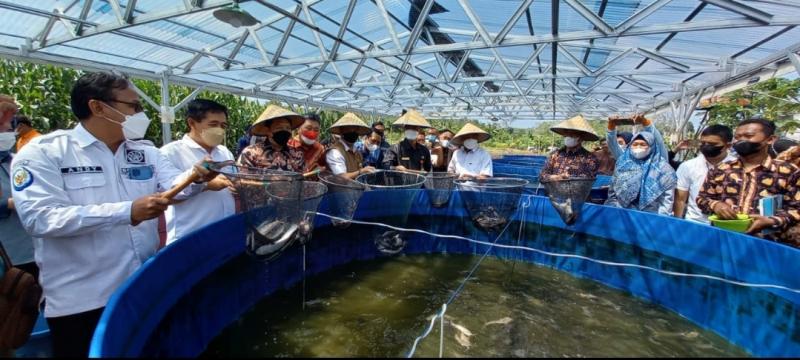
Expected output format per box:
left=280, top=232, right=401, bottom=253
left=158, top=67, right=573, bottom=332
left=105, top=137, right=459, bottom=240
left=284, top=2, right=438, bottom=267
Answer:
left=90, top=189, right=800, bottom=357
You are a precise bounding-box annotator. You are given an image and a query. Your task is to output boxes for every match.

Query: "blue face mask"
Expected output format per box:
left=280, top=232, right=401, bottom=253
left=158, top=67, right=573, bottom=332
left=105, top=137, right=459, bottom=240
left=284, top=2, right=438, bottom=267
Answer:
left=425, top=135, right=437, bottom=143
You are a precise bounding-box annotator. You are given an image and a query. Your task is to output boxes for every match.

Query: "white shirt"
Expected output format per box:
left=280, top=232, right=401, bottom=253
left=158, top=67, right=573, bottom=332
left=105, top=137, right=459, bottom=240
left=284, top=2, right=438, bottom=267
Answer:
left=448, top=147, right=493, bottom=177
left=675, top=152, right=737, bottom=223
left=10, top=124, right=203, bottom=317
left=160, top=135, right=235, bottom=245
left=325, top=139, right=355, bottom=175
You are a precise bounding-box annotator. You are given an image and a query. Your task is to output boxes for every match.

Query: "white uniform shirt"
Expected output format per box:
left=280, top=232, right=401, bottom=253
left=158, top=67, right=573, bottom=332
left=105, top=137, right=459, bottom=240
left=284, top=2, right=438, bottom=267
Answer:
left=448, top=147, right=493, bottom=177
left=675, top=152, right=737, bottom=223
left=10, top=124, right=203, bottom=317
left=325, top=139, right=355, bottom=175
left=160, top=135, right=235, bottom=245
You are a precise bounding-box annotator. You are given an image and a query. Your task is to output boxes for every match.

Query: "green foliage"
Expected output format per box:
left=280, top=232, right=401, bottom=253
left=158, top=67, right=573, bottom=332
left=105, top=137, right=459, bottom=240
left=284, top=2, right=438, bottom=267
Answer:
left=0, top=60, right=77, bottom=132
left=707, top=77, right=800, bottom=134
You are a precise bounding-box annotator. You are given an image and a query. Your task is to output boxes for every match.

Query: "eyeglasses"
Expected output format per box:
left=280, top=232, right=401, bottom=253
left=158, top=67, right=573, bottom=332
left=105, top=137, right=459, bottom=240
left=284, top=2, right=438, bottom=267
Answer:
left=108, top=99, right=144, bottom=113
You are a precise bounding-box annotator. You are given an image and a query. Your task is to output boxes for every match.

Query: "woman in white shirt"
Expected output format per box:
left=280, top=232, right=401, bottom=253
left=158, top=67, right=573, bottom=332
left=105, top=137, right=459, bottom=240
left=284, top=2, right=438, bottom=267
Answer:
left=447, top=123, right=493, bottom=179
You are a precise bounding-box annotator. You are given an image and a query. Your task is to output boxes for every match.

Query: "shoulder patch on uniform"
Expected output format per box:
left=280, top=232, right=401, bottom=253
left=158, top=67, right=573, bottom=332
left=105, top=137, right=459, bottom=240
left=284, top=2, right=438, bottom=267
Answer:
left=12, top=167, right=34, bottom=191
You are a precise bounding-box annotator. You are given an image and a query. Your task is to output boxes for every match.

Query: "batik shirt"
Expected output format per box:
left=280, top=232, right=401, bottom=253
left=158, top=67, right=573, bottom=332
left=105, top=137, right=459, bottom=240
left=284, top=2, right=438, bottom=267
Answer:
left=697, top=157, right=800, bottom=230
left=540, top=146, right=600, bottom=179
left=238, top=142, right=305, bottom=173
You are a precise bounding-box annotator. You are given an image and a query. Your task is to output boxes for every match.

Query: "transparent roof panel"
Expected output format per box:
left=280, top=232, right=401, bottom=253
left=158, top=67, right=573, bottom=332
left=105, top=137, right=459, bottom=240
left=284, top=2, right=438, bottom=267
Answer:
left=0, top=0, right=799, bottom=124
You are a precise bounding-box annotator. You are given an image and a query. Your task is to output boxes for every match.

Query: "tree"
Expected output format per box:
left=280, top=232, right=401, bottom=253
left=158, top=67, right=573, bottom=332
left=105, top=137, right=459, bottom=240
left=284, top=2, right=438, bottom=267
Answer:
left=707, top=77, right=800, bottom=134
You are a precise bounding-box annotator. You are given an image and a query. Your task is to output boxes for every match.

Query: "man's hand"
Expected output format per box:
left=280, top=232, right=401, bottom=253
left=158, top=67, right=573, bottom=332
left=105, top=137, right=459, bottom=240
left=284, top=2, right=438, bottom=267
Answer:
left=676, top=139, right=692, bottom=151
left=131, top=194, right=170, bottom=226
left=192, top=157, right=219, bottom=183
left=777, top=145, right=800, bottom=162
left=360, top=166, right=376, bottom=174
left=394, top=165, right=408, bottom=172
left=7, top=197, right=13, bottom=210
left=746, top=215, right=777, bottom=235
left=206, top=174, right=234, bottom=192
left=545, top=174, right=569, bottom=182
left=712, top=201, right=739, bottom=220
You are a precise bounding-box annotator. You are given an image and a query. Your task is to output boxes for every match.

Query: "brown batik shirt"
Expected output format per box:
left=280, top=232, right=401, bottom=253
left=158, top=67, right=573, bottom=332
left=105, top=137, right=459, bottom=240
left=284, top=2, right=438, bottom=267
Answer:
left=697, top=157, right=800, bottom=231
left=237, top=141, right=305, bottom=173
left=540, top=146, right=600, bottom=179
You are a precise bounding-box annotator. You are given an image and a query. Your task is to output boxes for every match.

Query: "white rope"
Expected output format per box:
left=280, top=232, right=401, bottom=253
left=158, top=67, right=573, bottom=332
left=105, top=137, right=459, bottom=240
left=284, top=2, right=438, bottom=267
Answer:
left=311, top=211, right=800, bottom=295
left=438, top=303, right=445, bottom=358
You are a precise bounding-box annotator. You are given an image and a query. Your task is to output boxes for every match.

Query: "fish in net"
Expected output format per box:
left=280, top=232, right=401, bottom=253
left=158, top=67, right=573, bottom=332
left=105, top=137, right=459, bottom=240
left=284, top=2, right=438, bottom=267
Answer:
left=296, top=181, right=328, bottom=245
left=319, top=172, right=367, bottom=229
left=356, top=170, right=426, bottom=255
left=455, top=177, right=528, bottom=233
left=209, top=162, right=304, bottom=262
left=540, top=177, right=596, bottom=225
left=423, top=172, right=457, bottom=208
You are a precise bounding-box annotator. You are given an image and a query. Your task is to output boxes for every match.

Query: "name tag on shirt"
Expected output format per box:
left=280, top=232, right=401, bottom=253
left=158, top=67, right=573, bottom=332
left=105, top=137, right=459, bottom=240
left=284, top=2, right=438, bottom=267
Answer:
left=61, top=166, right=103, bottom=174
left=120, top=165, right=155, bottom=180
left=401, top=157, right=410, bottom=161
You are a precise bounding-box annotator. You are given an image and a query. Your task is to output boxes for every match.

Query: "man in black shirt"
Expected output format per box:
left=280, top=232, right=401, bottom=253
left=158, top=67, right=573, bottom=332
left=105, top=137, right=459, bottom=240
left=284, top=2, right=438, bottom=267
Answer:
left=382, top=109, right=432, bottom=172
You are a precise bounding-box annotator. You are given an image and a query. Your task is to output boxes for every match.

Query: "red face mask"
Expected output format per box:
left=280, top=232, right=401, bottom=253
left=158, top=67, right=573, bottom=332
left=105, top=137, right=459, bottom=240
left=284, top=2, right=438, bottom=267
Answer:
left=301, top=130, right=319, bottom=140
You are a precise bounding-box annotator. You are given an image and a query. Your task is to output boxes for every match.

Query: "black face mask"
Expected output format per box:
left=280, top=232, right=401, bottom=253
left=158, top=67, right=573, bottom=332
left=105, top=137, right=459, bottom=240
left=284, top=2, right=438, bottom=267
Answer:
left=342, top=132, right=359, bottom=144
left=733, top=140, right=763, bottom=157
left=272, top=130, right=292, bottom=147
left=699, top=144, right=724, bottom=158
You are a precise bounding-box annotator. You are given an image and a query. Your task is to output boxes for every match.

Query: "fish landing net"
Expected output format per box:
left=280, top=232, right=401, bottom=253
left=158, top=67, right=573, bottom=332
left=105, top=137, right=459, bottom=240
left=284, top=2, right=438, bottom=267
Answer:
left=454, top=177, right=528, bottom=234
left=539, top=177, right=596, bottom=225
left=356, top=170, right=426, bottom=255
left=210, top=163, right=304, bottom=262
left=423, top=172, right=457, bottom=208
left=319, top=172, right=367, bottom=229
left=297, top=181, right=328, bottom=245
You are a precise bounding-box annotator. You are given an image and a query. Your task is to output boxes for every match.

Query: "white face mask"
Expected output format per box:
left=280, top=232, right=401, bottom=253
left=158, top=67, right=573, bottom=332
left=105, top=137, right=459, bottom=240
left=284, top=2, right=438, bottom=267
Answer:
left=367, top=143, right=378, bottom=152
left=103, top=104, right=151, bottom=140
left=200, top=127, right=225, bottom=148
left=300, top=135, right=316, bottom=146
left=463, top=138, right=479, bottom=150
left=404, top=129, right=418, bottom=141
left=0, top=132, right=15, bottom=151
left=631, top=147, right=650, bottom=159
left=564, top=136, right=580, bottom=148
left=440, top=140, right=450, bottom=148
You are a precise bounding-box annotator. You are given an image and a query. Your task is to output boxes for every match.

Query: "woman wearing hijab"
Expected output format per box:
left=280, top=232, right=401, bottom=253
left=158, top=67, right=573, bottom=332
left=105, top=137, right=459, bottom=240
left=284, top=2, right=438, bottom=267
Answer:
left=605, top=115, right=677, bottom=215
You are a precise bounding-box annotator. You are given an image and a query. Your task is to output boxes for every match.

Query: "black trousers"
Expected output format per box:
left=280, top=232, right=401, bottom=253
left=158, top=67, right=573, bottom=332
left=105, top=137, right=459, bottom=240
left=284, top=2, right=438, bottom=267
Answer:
left=46, top=307, right=105, bottom=357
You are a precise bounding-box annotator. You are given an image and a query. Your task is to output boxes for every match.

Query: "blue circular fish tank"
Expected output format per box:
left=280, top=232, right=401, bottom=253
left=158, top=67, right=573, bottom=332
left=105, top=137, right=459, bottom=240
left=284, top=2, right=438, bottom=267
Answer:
left=85, top=156, right=800, bottom=357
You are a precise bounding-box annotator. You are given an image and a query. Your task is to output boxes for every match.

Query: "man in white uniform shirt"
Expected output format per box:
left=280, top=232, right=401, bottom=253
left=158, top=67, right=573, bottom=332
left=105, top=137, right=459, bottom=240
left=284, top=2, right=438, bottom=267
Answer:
left=160, top=99, right=236, bottom=244
left=10, top=72, right=217, bottom=357
left=673, top=124, right=736, bottom=223
left=448, top=123, right=493, bottom=179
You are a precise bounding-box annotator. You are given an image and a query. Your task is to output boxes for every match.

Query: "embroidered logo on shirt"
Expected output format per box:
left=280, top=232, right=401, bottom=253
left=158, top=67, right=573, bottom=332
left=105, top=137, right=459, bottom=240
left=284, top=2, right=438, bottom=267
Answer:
left=12, top=167, right=34, bottom=191
left=125, top=149, right=146, bottom=164
left=120, top=165, right=154, bottom=180
left=60, top=166, right=103, bottom=174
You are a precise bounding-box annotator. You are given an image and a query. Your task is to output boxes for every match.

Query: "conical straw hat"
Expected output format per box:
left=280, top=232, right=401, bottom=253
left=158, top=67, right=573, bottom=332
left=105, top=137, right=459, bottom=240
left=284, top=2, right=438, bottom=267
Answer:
left=549, top=115, right=599, bottom=141
left=392, top=108, right=432, bottom=128
left=252, top=104, right=305, bottom=130
left=451, top=122, right=491, bottom=146
left=329, top=112, right=371, bottom=135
